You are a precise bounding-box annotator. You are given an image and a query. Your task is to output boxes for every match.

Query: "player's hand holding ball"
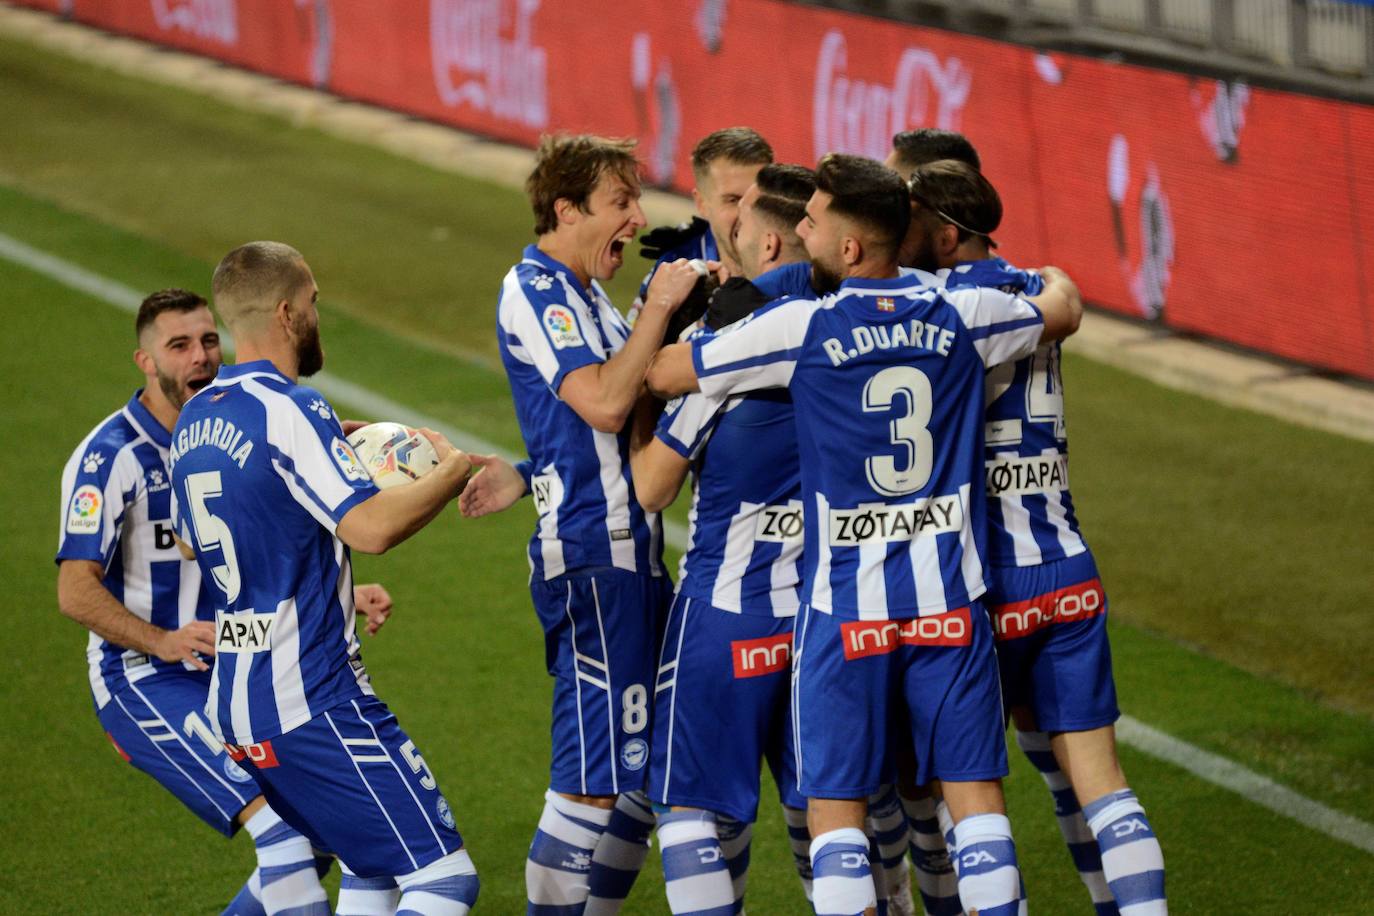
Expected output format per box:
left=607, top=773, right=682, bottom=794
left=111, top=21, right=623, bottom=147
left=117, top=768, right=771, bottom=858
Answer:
left=347, top=422, right=471, bottom=497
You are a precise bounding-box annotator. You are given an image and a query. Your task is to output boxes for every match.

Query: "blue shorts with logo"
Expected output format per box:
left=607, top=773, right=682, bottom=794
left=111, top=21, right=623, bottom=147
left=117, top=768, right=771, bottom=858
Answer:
left=985, top=550, right=1119, bottom=733
left=792, top=601, right=1008, bottom=798
left=96, top=670, right=259, bottom=837
left=531, top=567, right=673, bottom=797
left=230, top=694, right=464, bottom=878
left=649, top=593, right=805, bottom=823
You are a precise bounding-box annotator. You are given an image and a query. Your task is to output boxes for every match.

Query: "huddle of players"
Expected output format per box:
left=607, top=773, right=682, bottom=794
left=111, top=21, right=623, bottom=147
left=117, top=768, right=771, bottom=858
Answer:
left=53, top=124, right=1167, bottom=916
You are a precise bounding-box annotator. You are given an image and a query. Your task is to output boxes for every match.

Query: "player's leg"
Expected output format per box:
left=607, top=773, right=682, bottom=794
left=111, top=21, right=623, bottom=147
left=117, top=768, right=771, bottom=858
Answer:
left=767, top=709, right=814, bottom=905
left=795, top=605, right=889, bottom=916
left=336, top=862, right=401, bottom=916
left=395, top=848, right=480, bottom=915
left=895, top=783, right=961, bottom=916
left=911, top=605, right=1022, bottom=916
left=868, top=784, right=915, bottom=916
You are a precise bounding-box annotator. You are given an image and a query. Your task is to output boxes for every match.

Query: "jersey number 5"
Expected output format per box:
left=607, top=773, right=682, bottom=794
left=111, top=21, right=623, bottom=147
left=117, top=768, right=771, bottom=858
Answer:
left=862, top=366, right=934, bottom=497
left=185, top=470, right=242, bottom=603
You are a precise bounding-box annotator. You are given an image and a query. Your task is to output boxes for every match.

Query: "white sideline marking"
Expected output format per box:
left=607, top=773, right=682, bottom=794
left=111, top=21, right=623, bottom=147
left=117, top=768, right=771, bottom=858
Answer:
left=4, top=230, right=1371, bottom=857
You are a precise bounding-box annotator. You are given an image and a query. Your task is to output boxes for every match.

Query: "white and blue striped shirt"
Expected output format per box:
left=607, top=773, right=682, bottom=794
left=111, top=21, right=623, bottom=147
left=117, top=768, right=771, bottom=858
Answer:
left=692, top=275, right=1044, bottom=621
left=168, top=361, right=377, bottom=745
left=497, top=244, right=664, bottom=581
left=57, top=392, right=215, bottom=709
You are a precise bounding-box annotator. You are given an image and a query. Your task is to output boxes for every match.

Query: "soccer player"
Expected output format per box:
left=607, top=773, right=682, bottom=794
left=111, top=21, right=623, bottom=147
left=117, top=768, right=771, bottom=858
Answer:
left=169, top=242, right=480, bottom=915
left=909, top=158, right=1168, bottom=915
left=884, top=128, right=982, bottom=180
left=629, top=162, right=816, bottom=915
left=457, top=134, right=703, bottom=914
left=646, top=153, right=1083, bottom=916
left=57, top=288, right=334, bottom=915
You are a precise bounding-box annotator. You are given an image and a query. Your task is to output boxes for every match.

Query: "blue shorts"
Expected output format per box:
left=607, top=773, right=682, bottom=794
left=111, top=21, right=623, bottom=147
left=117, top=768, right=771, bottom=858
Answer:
left=985, top=551, right=1119, bottom=733
left=531, top=567, right=673, bottom=797
left=229, top=695, right=464, bottom=878
left=792, top=602, right=1008, bottom=798
left=649, top=593, right=805, bottom=822
left=97, top=671, right=259, bottom=837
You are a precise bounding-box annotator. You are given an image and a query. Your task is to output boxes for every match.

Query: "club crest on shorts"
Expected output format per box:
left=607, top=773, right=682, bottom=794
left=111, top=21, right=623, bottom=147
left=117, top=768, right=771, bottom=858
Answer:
left=620, top=738, right=648, bottom=771
left=222, top=755, right=254, bottom=784
left=436, top=794, right=456, bottom=829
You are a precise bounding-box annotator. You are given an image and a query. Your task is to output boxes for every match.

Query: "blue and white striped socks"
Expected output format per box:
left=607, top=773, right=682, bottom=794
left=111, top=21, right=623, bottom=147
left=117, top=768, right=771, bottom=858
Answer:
left=1083, top=789, right=1166, bottom=915
left=336, top=863, right=400, bottom=915
left=951, top=813, right=1021, bottom=916
left=242, top=806, right=330, bottom=916
left=868, top=786, right=915, bottom=915
left=585, top=791, right=656, bottom=913
left=811, top=827, right=878, bottom=916
left=1016, top=730, right=1117, bottom=915
left=782, top=804, right=815, bottom=902
left=716, top=815, right=753, bottom=911
left=527, top=790, right=613, bottom=914
left=396, top=848, right=479, bottom=916
left=221, top=868, right=265, bottom=916
left=658, top=809, right=736, bottom=915
left=899, top=793, right=961, bottom=916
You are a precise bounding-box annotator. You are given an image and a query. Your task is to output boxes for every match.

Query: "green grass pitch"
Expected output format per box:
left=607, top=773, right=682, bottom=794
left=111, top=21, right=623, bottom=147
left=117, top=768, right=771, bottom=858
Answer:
left=0, top=33, right=1371, bottom=914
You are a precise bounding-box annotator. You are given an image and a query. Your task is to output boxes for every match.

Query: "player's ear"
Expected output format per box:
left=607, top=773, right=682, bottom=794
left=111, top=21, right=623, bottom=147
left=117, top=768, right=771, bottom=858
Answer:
left=554, top=196, right=580, bottom=227
left=133, top=346, right=154, bottom=376
left=763, top=230, right=781, bottom=265
left=841, top=234, right=863, bottom=268
left=938, top=223, right=960, bottom=259
left=692, top=187, right=707, bottom=219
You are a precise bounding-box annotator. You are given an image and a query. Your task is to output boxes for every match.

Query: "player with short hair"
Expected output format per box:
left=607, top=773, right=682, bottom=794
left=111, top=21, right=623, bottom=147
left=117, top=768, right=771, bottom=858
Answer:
left=628, top=162, right=816, bottom=915
left=57, top=288, right=335, bottom=915
left=885, top=128, right=981, bottom=179
left=170, top=242, right=481, bottom=915
left=458, top=134, right=705, bottom=914
left=646, top=152, right=1084, bottom=916
left=909, top=158, right=1168, bottom=916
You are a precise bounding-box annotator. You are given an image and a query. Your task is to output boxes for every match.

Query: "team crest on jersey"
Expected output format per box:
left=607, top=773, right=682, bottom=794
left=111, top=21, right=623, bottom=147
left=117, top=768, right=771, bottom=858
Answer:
left=435, top=794, right=456, bottom=829
left=530, top=273, right=555, bottom=292
left=620, top=738, right=648, bottom=771
left=542, top=304, right=584, bottom=349
left=222, top=755, right=254, bottom=784
left=308, top=398, right=332, bottom=420
left=66, top=485, right=103, bottom=534
left=331, top=437, right=370, bottom=482
left=82, top=451, right=105, bottom=474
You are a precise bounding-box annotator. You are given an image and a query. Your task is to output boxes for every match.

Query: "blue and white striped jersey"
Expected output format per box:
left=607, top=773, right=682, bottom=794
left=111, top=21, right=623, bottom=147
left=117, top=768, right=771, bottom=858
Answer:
left=752, top=262, right=940, bottom=303
left=168, top=361, right=378, bottom=745
left=944, top=258, right=1087, bottom=567
left=692, top=274, right=1044, bottom=621
left=656, top=387, right=802, bottom=617
left=497, top=245, right=664, bottom=581
left=57, top=392, right=215, bottom=710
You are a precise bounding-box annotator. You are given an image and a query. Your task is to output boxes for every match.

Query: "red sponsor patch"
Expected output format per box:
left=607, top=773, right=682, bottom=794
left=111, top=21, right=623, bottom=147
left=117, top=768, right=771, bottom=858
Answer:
left=841, top=607, right=972, bottom=660
left=224, top=740, right=280, bottom=768
left=731, top=632, right=793, bottom=678
left=107, top=732, right=131, bottom=763
left=990, top=577, right=1104, bottom=641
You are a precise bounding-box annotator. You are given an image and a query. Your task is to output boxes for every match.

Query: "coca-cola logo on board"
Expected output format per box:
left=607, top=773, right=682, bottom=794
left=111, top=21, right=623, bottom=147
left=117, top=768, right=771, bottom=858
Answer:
left=813, top=28, right=971, bottom=161
left=430, top=0, right=549, bottom=130
left=150, top=0, right=238, bottom=45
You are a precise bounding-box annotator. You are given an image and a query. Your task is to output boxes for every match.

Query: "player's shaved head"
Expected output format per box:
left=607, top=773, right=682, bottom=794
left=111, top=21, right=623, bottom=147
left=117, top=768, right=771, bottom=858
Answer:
left=909, top=158, right=1003, bottom=246
left=814, top=153, right=910, bottom=258
left=690, top=127, right=773, bottom=178
left=526, top=134, right=641, bottom=236
left=751, top=163, right=816, bottom=234
left=212, top=241, right=312, bottom=328
left=135, top=288, right=208, bottom=342
left=888, top=128, right=981, bottom=178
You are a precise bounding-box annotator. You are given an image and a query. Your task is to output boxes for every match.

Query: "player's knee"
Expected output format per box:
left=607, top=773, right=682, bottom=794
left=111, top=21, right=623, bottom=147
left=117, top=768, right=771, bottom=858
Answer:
left=396, top=848, right=479, bottom=915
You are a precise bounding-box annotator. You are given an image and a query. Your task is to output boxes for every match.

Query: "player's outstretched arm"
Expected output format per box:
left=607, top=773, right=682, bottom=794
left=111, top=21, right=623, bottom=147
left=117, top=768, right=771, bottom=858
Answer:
left=558, top=259, right=704, bottom=433
left=628, top=397, right=692, bottom=513
left=458, top=454, right=528, bottom=518
left=645, top=343, right=702, bottom=399
left=1028, top=266, right=1083, bottom=343
left=354, top=582, right=393, bottom=636
left=337, top=428, right=472, bottom=555
left=57, top=560, right=216, bottom=670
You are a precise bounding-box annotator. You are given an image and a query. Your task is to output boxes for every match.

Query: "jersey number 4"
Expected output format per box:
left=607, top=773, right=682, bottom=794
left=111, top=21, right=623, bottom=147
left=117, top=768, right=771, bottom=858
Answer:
left=184, top=470, right=242, bottom=603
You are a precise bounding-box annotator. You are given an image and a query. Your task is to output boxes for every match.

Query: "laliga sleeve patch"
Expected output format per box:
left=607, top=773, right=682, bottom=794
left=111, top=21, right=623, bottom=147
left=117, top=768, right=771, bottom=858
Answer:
left=543, top=304, right=585, bottom=349
left=331, top=437, right=370, bottom=483
left=66, top=484, right=103, bottom=534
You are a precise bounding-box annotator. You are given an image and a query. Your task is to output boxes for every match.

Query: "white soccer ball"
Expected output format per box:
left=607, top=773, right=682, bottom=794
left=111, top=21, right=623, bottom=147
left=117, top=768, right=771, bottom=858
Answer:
left=346, top=422, right=439, bottom=489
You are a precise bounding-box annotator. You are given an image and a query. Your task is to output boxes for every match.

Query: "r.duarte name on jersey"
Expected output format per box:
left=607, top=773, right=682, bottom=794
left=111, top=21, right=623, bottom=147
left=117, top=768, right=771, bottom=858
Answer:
left=168, top=416, right=255, bottom=469
left=822, top=317, right=957, bottom=366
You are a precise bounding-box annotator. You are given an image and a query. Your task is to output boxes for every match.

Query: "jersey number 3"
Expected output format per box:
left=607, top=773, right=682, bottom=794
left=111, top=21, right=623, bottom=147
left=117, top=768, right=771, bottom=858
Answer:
left=185, top=470, right=242, bottom=603
left=862, top=366, right=934, bottom=497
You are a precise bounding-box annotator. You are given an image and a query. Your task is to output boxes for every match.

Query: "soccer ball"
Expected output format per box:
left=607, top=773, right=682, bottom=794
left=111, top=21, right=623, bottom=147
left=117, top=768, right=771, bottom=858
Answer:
left=346, top=422, right=440, bottom=489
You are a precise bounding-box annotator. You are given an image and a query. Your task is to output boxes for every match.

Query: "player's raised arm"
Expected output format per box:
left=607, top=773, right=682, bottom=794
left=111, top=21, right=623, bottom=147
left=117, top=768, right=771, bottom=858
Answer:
left=336, top=428, right=472, bottom=555
left=1027, top=266, right=1083, bottom=342
left=645, top=342, right=700, bottom=399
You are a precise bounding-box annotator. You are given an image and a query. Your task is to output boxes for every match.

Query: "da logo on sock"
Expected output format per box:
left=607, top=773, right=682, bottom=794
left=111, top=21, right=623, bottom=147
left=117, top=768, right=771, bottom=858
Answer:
left=620, top=738, right=648, bottom=771
left=222, top=755, right=254, bottom=784
left=436, top=794, right=456, bottom=829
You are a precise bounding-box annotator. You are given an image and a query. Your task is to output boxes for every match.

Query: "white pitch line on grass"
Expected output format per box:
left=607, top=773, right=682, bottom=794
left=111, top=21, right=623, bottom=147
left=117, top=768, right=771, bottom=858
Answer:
left=4, top=229, right=1370, bottom=857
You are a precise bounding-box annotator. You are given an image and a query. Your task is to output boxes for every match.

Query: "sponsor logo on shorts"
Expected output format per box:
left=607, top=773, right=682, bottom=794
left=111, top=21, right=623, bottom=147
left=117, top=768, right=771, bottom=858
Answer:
left=542, top=304, right=584, bottom=349
left=66, top=484, right=103, bottom=534
left=990, top=577, right=1104, bottom=641
left=828, top=495, right=962, bottom=546
left=222, top=755, right=254, bottom=783
left=840, top=608, right=972, bottom=660
left=985, top=453, right=1069, bottom=498
left=755, top=502, right=804, bottom=544
left=731, top=632, right=793, bottom=678
left=436, top=794, right=456, bottom=830
left=620, top=737, right=648, bottom=771
left=225, top=740, right=279, bottom=769
left=331, top=437, right=369, bottom=483
left=217, top=612, right=274, bottom=653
